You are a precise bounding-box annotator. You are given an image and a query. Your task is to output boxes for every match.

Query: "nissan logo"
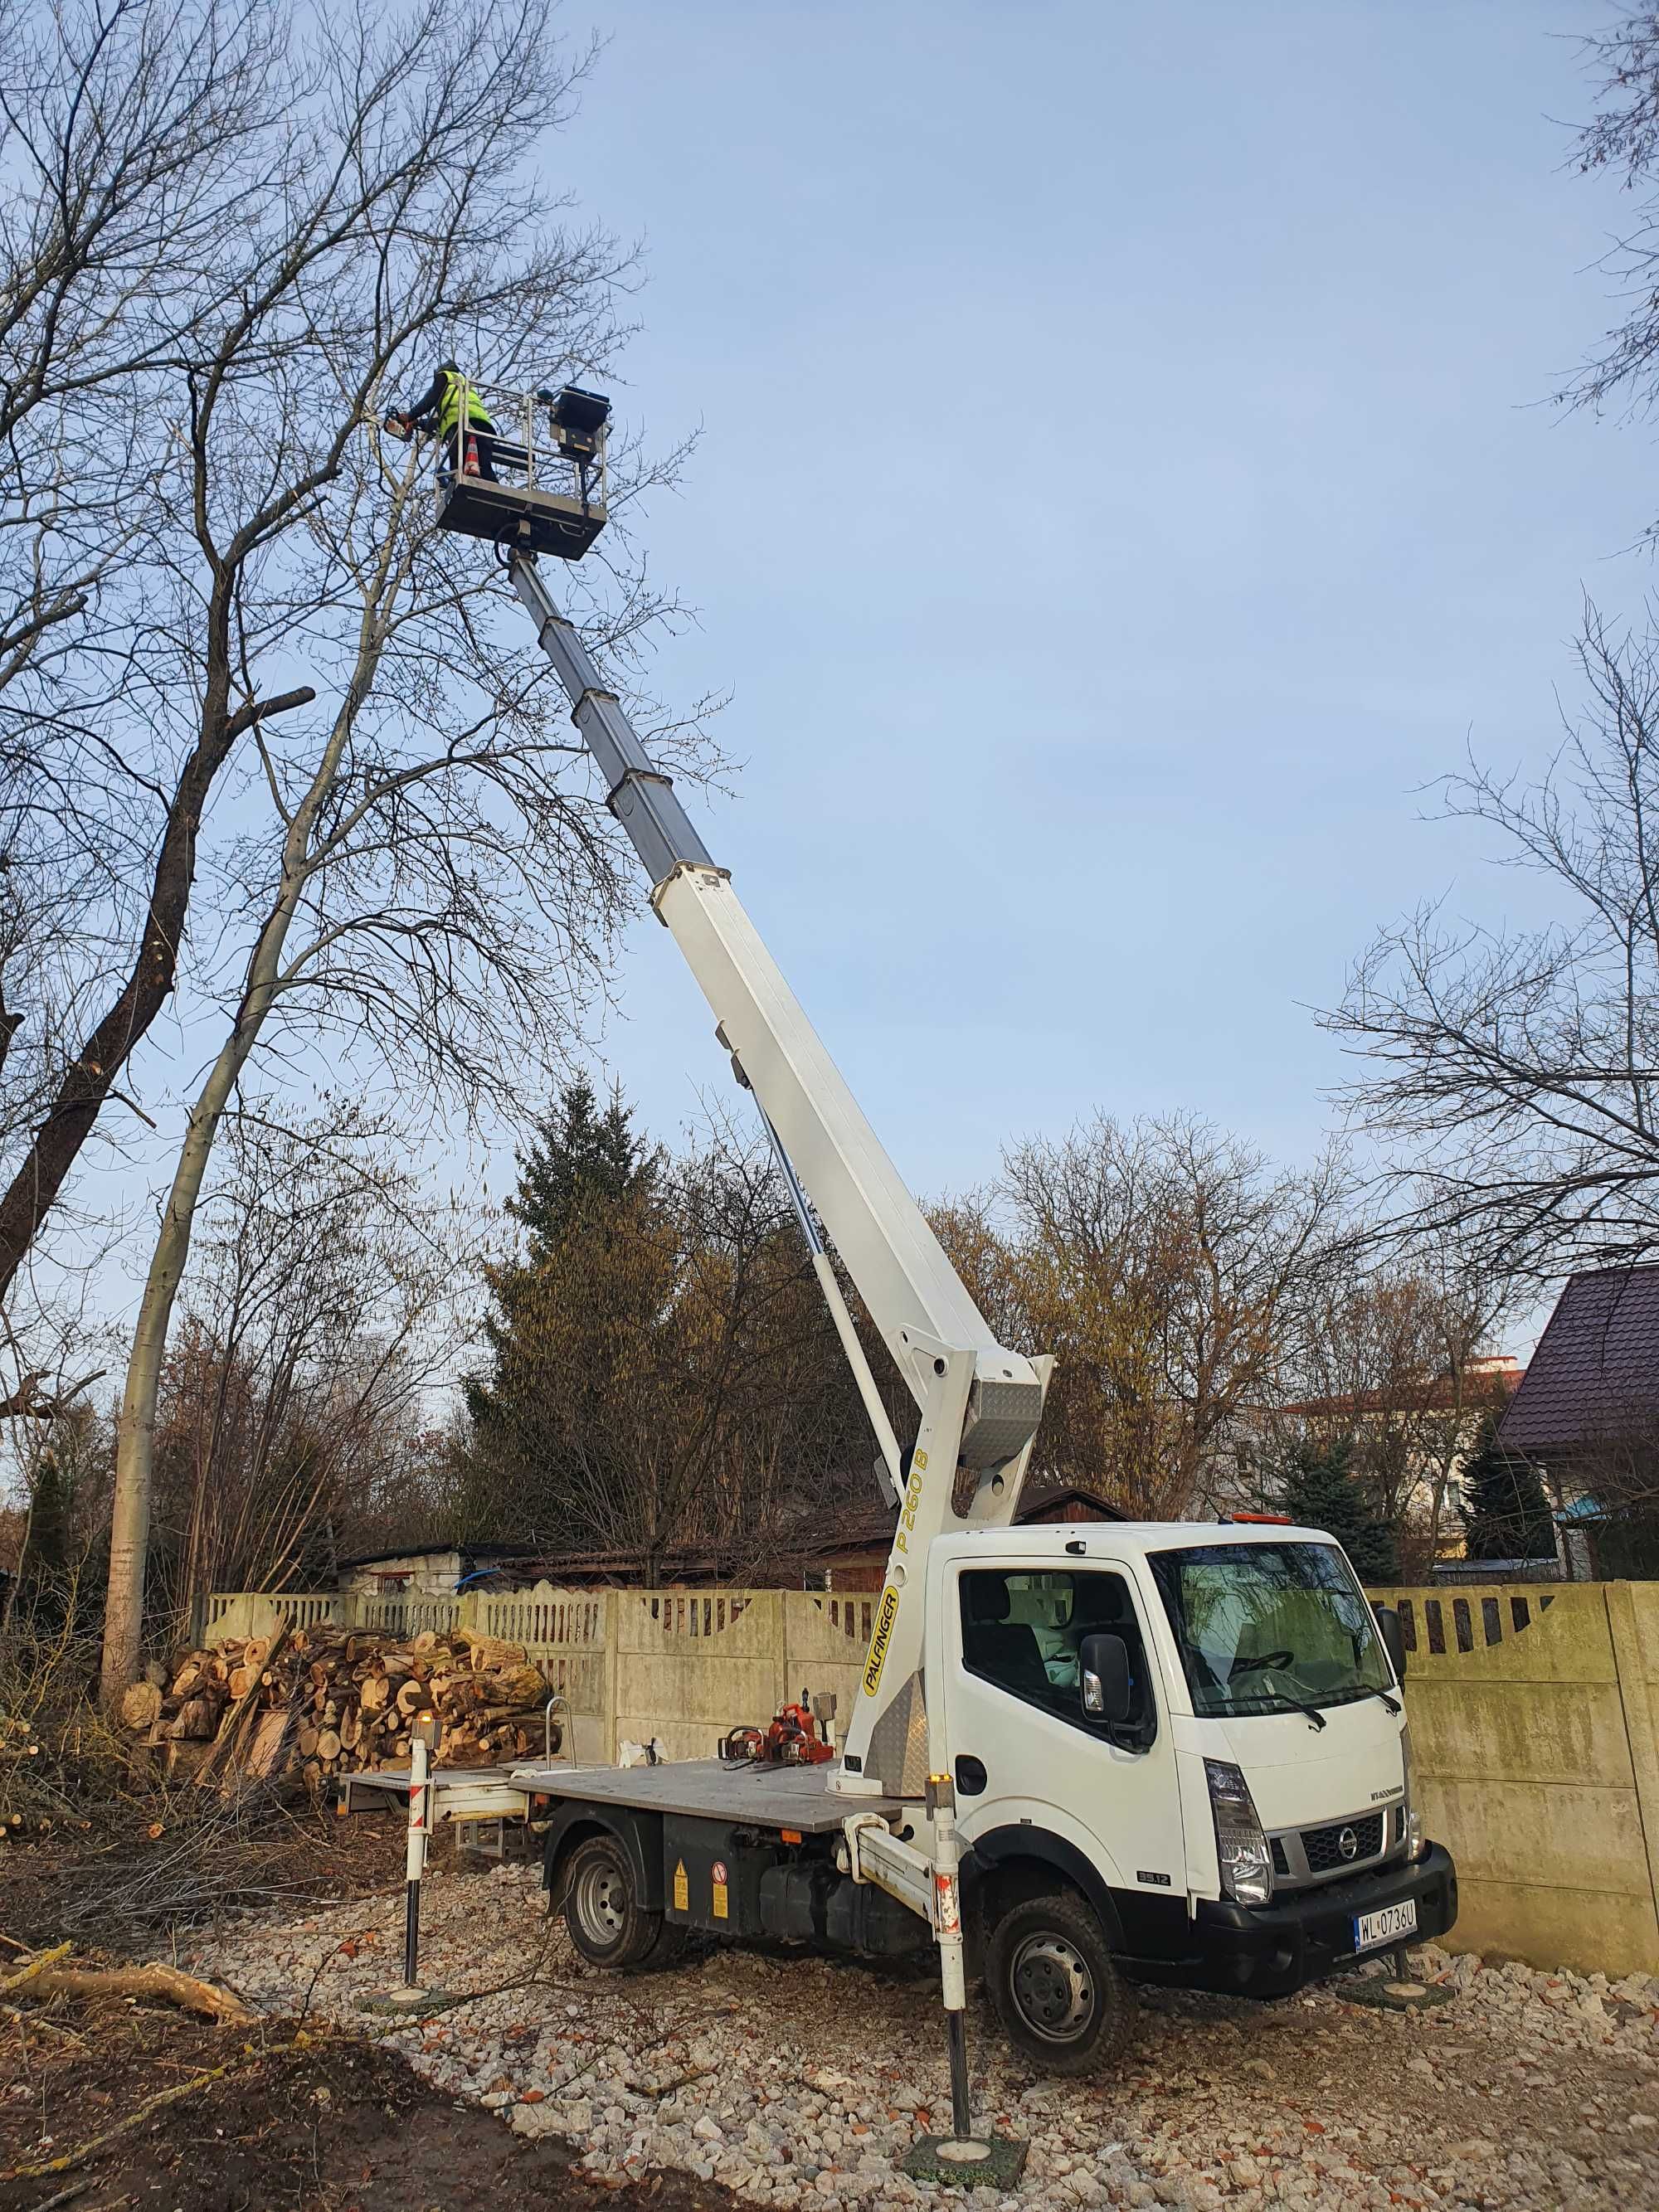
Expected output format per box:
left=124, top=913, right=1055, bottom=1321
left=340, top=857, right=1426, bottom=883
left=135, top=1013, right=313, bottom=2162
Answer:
left=1337, top=1826, right=1360, bottom=1861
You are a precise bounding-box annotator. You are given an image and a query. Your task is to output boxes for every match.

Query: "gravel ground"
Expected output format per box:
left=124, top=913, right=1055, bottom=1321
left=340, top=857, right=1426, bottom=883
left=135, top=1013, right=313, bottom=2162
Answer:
left=192, top=1863, right=1659, bottom=2210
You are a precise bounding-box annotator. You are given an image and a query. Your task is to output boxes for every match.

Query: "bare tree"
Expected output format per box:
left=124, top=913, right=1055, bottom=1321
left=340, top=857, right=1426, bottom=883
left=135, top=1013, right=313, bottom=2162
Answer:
left=1, top=0, right=632, bottom=1334
left=146, top=1109, right=485, bottom=1638
left=1558, top=9, right=1659, bottom=473
left=1326, top=604, right=1659, bottom=1281
left=1261, top=1247, right=1515, bottom=1574
left=932, top=1114, right=1348, bottom=1520
left=95, top=1, right=690, bottom=1700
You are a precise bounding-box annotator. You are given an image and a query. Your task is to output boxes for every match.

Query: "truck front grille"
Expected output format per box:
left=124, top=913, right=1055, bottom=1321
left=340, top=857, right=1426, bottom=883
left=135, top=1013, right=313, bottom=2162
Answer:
left=1301, top=1812, right=1384, bottom=1874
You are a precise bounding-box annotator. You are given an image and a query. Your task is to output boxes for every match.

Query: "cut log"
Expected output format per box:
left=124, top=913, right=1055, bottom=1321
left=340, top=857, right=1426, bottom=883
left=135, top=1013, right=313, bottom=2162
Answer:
left=247, top=1709, right=292, bottom=1778
left=227, top=1667, right=253, bottom=1699
left=479, top=1665, right=546, bottom=1708
left=195, top=1621, right=288, bottom=1785
left=315, top=1728, right=341, bottom=1762
left=339, top=1711, right=362, bottom=1752
left=455, top=1630, right=528, bottom=1672
left=396, top=1680, right=426, bottom=1717
left=170, top=1660, right=206, bottom=1699
left=120, top=1682, right=162, bottom=1731
left=358, top=1677, right=389, bottom=1712
left=167, top=1695, right=220, bottom=1741
left=295, top=1723, right=319, bottom=1758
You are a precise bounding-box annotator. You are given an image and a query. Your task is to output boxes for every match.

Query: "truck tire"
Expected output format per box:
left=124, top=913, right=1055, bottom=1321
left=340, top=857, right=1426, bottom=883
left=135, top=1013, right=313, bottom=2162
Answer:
left=985, top=1889, right=1135, bottom=2075
left=562, top=1832, right=668, bottom=1970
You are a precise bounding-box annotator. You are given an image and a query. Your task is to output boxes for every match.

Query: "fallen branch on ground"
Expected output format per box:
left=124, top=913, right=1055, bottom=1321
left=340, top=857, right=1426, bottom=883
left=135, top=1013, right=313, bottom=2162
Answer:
left=0, top=1942, right=251, bottom=2022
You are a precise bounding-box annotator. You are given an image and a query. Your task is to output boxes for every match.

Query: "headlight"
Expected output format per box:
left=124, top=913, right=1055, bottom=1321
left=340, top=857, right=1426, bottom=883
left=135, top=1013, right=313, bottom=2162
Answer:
left=1204, top=1758, right=1273, bottom=1905
left=1400, top=1724, right=1425, bottom=1861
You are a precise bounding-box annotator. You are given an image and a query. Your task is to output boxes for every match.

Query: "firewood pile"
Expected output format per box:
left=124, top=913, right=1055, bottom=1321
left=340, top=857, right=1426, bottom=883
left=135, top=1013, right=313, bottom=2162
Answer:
left=118, top=1621, right=558, bottom=1793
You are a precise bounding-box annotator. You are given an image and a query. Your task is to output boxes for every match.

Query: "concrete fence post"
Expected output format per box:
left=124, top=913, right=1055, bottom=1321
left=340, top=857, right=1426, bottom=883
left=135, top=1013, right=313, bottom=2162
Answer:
left=1604, top=1580, right=1659, bottom=1955
left=603, top=1592, right=620, bottom=1764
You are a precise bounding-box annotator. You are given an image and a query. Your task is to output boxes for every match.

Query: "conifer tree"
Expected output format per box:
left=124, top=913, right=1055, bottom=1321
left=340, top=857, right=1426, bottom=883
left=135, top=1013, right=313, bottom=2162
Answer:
left=460, top=1080, right=661, bottom=1539
left=1459, top=1414, right=1555, bottom=1561
left=1276, top=1435, right=1401, bottom=1584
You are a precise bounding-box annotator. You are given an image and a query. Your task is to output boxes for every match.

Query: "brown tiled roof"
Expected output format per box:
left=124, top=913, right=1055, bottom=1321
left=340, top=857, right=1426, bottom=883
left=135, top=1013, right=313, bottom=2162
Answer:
left=1499, top=1265, right=1659, bottom=1459
left=809, top=1479, right=1125, bottom=1558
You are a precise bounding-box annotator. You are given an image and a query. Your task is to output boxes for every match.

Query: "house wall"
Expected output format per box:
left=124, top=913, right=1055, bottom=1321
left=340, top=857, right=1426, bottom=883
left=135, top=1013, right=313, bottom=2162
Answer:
left=340, top=1553, right=465, bottom=1601
left=1373, top=1579, right=1659, bottom=1976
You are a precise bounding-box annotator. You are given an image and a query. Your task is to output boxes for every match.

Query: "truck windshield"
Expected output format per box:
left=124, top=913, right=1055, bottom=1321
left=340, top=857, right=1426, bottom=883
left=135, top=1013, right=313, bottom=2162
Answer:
left=1149, top=1541, right=1393, bottom=1718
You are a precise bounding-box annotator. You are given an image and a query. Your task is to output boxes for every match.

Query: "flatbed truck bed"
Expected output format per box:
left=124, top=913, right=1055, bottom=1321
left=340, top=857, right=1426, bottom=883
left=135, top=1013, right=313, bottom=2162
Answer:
left=342, top=1757, right=903, bottom=1835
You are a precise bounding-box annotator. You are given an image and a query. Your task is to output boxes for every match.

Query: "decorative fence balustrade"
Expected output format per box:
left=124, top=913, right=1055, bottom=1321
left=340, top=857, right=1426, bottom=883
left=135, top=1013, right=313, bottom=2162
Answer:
left=205, top=1573, right=1659, bottom=1977
left=201, top=1582, right=877, bottom=1769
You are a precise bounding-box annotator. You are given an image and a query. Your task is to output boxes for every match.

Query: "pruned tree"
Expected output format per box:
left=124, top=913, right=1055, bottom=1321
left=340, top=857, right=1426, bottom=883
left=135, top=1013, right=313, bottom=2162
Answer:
left=93, top=0, right=713, bottom=1702
left=1326, top=604, right=1659, bottom=1282
left=2, top=0, right=646, bottom=1366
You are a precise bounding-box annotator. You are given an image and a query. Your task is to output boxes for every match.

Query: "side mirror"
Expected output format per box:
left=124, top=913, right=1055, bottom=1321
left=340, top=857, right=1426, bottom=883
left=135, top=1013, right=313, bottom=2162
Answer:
left=1079, top=1632, right=1133, bottom=1724
left=1373, top=1603, right=1408, bottom=1684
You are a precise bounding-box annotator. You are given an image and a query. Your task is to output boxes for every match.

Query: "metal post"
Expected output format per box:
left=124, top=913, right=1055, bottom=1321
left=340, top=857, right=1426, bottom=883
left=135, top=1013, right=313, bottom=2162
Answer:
left=925, top=1772, right=989, bottom=2164
left=403, top=1733, right=429, bottom=1988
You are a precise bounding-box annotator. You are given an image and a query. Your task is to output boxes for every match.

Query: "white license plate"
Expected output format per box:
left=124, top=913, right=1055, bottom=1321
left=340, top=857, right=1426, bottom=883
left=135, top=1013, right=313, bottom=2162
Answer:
left=1353, top=1899, right=1417, bottom=1953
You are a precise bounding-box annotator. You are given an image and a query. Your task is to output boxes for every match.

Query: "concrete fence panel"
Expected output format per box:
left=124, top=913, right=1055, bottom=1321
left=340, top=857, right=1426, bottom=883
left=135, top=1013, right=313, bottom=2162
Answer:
left=478, top=1582, right=612, bottom=1765
left=615, top=1590, right=787, bottom=1762
left=781, top=1592, right=880, bottom=1738
left=1374, top=1582, right=1659, bottom=1976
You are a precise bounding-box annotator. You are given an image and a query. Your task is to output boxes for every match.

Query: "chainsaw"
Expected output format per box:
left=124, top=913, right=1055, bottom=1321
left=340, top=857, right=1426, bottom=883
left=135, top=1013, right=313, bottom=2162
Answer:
left=719, top=1690, right=834, bottom=1767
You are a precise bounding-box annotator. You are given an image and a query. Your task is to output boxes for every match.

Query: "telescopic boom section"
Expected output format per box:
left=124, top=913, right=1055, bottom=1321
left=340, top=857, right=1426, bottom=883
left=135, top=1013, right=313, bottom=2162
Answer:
left=508, top=552, right=1049, bottom=1792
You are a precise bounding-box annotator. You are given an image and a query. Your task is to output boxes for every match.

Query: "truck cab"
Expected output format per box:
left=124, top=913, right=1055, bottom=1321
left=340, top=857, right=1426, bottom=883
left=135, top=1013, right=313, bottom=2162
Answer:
left=934, top=1519, right=1456, bottom=2067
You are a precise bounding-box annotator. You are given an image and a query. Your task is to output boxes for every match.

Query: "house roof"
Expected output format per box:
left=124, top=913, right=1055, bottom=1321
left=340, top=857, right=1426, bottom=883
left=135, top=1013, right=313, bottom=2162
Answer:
left=337, top=1541, right=537, bottom=1570
left=808, top=1478, right=1126, bottom=1558
left=1499, top=1264, right=1659, bottom=1459
left=1277, top=1355, right=1523, bottom=1422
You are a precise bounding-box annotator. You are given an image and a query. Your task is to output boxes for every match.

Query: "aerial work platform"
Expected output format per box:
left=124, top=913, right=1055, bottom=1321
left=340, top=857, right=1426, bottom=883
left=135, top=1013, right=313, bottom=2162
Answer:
left=433, top=379, right=610, bottom=561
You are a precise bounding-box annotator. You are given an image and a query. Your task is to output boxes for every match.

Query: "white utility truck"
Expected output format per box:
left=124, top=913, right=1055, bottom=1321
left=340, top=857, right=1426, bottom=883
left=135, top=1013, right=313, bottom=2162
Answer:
left=430, top=384, right=1457, bottom=2119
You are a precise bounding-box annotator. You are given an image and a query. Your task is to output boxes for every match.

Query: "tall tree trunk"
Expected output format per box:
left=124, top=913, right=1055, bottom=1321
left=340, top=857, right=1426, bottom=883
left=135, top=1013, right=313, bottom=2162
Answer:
left=100, top=1042, right=250, bottom=1704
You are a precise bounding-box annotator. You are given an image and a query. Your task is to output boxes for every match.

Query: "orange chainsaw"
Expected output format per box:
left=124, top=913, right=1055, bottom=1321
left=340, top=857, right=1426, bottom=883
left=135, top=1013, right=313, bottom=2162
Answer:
left=719, top=1690, right=834, bottom=1766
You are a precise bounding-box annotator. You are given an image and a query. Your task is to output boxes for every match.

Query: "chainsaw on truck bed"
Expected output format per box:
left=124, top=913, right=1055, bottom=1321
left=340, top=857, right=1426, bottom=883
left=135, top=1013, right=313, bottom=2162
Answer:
left=718, top=1689, right=837, bottom=1767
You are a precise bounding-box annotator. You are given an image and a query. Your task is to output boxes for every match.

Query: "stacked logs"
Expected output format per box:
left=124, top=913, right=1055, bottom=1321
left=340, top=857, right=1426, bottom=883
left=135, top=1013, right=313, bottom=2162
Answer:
left=119, top=1623, right=558, bottom=1793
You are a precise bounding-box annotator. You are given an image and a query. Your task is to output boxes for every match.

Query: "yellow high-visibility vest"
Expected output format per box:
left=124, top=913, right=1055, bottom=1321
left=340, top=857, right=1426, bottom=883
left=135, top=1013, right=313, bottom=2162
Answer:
left=437, top=372, right=491, bottom=439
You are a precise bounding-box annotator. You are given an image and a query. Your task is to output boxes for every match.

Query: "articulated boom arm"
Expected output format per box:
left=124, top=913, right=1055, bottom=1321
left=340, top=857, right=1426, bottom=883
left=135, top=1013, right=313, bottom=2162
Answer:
left=509, top=553, right=1051, bottom=1792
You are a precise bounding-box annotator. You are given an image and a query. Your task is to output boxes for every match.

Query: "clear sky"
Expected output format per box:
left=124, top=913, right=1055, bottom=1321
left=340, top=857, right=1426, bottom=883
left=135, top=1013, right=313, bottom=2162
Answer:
left=53, top=0, right=1658, bottom=1379
left=513, top=0, right=1646, bottom=1254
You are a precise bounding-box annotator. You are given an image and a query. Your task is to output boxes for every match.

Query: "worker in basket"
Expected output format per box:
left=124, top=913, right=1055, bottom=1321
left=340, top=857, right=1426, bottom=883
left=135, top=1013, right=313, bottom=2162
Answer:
left=384, top=362, right=497, bottom=482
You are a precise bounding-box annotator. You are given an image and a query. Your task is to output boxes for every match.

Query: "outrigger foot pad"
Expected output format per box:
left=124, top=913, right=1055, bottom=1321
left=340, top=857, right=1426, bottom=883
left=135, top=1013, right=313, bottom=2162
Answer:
left=901, top=2134, right=1028, bottom=2188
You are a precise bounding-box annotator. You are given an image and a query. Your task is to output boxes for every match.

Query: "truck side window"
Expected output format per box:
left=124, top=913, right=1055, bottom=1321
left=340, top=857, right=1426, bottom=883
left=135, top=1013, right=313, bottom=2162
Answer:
left=959, top=1568, right=1155, bottom=1741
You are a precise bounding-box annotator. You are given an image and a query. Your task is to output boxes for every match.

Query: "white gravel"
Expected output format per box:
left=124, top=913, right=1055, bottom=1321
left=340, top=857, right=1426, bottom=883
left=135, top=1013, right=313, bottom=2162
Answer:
left=191, top=1861, right=1659, bottom=2210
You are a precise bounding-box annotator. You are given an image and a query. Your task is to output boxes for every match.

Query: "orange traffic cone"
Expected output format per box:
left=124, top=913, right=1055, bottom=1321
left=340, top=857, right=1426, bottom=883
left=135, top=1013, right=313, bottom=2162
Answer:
left=464, top=434, right=479, bottom=476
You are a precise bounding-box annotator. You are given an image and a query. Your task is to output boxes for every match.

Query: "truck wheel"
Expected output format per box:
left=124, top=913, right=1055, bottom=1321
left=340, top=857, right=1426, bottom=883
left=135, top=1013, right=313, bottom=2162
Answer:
left=562, top=1833, right=667, bottom=1970
left=985, top=1890, right=1135, bottom=2075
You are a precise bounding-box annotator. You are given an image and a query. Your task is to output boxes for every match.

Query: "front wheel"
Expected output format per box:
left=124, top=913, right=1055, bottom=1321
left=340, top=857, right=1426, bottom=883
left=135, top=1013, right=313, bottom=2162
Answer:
left=562, top=1833, right=669, bottom=1970
left=985, top=1890, right=1136, bottom=2074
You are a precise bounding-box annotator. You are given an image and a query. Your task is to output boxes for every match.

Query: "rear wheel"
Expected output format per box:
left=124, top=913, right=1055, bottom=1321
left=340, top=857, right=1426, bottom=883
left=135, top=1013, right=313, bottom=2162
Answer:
left=562, top=1832, right=667, bottom=1970
left=985, top=1889, right=1135, bottom=2075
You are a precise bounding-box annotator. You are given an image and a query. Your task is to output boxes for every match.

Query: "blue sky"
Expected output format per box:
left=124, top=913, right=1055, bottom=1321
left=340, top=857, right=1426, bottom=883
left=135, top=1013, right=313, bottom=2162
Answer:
left=62, top=0, right=1658, bottom=1373
left=516, top=0, right=1649, bottom=1263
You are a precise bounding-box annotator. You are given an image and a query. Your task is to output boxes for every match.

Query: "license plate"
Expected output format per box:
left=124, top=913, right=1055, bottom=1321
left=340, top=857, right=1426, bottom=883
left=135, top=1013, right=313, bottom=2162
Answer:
left=1353, top=1899, right=1417, bottom=1953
